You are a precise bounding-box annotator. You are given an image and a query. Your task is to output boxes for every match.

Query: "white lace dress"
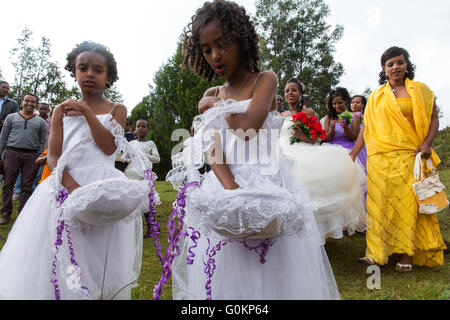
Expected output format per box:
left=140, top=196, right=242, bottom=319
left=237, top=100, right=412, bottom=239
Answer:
left=168, top=99, right=340, bottom=300
left=0, top=113, right=153, bottom=300
left=278, top=118, right=366, bottom=241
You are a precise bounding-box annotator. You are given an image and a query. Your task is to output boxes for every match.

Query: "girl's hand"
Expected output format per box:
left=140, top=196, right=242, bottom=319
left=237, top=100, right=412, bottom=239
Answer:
left=223, top=181, right=240, bottom=190
left=65, top=182, right=81, bottom=195
left=35, top=154, right=47, bottom=166
left=337, top=118, right=347, bottom=127
left=198, top=96, right=221, bottom=114
left=415, top=142, right=432, bottom=158
left=60, top=99, right=90, bottom=115
left=292, top=128, right=315, bottom=144
left=330, top=120, right=336, bottom=130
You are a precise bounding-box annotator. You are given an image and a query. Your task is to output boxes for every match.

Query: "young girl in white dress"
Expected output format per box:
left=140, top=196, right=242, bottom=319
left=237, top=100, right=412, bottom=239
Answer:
left=279, top=79, right=366, bottom=241
left=0, top=41, right=153, bottom=300
left=126, top=119, right=161, bottom=238
left=167, top=0, right=340, bottom=300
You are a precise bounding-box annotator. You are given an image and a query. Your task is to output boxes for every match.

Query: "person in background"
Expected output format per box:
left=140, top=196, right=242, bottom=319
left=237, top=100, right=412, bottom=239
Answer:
left=276, top=94, right=284, bottom=113
left=323, top=87, right=366, bottom=172
left=12, top=101, right=52, bottom=199
left=114, top=118, right=136, bottom=171
left=37, top=102, right=51, bottom=142
left=0, top=81, right=20, bottom=133
left=124, top=118, right=134, bottom=142
left=0, top=81, right=20, bottom=178
left=125, top=119, right=160, bottom=238
left=350, top=46, right=446, bottom=272
left=0, top=93, right=46, bottom=225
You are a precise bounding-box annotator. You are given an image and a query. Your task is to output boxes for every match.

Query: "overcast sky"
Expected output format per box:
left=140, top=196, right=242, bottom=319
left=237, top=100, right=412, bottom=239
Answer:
left=1, top=0, right=449, bottom=129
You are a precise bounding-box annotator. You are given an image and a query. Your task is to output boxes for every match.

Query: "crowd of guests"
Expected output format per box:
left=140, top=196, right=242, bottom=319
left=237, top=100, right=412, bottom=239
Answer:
left=0, top=0, right=447, bottom=300
left=0, top=80, right=160, bottom=229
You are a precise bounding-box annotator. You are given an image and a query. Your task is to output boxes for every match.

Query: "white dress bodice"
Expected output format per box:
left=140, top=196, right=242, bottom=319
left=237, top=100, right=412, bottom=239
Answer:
left=62, top=114, right=116, bottom=171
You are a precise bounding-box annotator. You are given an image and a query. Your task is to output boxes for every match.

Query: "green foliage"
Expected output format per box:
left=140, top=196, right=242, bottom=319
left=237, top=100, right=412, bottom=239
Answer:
left=104, top=84, right=124, bottom=103
left=8, top=28, right=123, bottom=106
left=435, top=95, right=444, bottom=119
left=254, top=0, right=344, bottom=116
left=433, top=127, right=450, bottom=170
left=130, top=42, right=223, bottom=179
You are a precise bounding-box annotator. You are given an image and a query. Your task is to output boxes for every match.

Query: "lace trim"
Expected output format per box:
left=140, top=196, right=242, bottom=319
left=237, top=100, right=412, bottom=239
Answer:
left=47, top=115, right=153, bottom=299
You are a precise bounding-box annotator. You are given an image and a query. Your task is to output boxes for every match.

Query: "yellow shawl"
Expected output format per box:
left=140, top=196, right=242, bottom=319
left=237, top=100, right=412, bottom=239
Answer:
left=364, top=78, right=440, bottom=165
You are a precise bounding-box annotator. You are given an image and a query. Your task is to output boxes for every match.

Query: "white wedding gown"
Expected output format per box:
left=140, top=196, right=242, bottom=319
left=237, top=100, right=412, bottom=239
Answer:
left=168, top=99, right=340, bottom=300
left=0, top=113, right=153, bottom=300
left=278, top=117, right=366, bottom=241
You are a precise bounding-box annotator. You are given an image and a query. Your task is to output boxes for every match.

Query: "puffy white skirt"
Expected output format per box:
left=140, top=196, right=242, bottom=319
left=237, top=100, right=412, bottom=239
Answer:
left=172, top=229, right=340, bottom=300
left=279, top=138, right=366, bottom=241
left=0, top=166, right=144, bottom=300
left=172, top=162, right=340, bottom=300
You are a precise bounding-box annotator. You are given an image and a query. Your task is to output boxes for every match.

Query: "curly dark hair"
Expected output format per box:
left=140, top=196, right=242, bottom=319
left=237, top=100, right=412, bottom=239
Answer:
left=285, top=78, right=306, bottom=112
left=182, top=0, right=260, bottom=81
left=64, top=41, right=118, bottom=88
left=378, top=46, right=415, bottom=85
left=350, top=95, right=367, bottom=113
left=326, top=87, right=351, bottom=120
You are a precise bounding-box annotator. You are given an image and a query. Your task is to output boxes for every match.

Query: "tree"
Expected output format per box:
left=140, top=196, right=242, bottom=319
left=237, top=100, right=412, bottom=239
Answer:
left=8, top=28, right=124, bottom=106
left=105, top=84, right=124, bottom=104
left=9, top=27, right=35, bottom=100
left=255, top=0, right=344, bottom=115
left=435, top=96, right=444, bottom=119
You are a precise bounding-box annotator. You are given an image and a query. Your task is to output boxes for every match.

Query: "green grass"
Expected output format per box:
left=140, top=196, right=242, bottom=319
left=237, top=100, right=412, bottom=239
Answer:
left=433, top=126, right=450, bottom=170
left=131, top=177, right=449, bottom=300
left=0, top=173, right=448, bottom=300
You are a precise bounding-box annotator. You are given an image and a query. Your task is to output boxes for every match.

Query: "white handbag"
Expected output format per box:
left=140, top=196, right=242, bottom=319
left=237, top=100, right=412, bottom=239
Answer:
left=412, top=153, right=449, bottom=214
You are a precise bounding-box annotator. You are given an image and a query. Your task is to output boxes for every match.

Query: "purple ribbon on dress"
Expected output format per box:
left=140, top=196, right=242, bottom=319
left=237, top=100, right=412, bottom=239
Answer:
left=144, top=170, right=164, bottom=266
left=202, top=237, right=276, bottom=299
left=151, top=181, right=200, bottom=300
left=203, top=238, right=231, bottom=300
left=51, top=188, right=89, bottom=300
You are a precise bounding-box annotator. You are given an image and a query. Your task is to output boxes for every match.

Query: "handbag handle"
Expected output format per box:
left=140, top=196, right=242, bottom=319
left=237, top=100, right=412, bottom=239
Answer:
left=414, top=152, right=436, bottom=182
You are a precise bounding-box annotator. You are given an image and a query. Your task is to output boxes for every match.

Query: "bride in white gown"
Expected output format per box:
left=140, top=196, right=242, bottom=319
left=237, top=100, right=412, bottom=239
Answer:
left=279, top=79, right=366, bottom=241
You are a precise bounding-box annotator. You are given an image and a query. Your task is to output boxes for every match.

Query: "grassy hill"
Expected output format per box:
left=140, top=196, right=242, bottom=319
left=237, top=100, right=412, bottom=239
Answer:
left=433, top=126, right=450, bottom=170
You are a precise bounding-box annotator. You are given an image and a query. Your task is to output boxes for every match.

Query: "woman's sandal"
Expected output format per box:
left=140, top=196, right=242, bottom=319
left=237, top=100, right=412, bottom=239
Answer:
left=358, top=256, right=375, bottom=265
left=395, top=263, right=413, bottom=273
left=358, top=256, right=385, bottom=272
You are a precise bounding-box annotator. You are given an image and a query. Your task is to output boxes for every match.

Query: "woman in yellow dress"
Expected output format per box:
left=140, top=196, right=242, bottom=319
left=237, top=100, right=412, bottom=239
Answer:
left=349, top=46, right=446, bottom=272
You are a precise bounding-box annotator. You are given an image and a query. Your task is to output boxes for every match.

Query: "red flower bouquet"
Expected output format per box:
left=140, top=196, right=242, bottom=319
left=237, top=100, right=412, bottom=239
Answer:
left=290, top=112, right=326, bottom=144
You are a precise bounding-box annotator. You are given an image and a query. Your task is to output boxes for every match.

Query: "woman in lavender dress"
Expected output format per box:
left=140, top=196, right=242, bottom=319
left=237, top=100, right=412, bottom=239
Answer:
left=349, top=95, right=368, bottom=171
left=323, top=87, right=367, bottom=172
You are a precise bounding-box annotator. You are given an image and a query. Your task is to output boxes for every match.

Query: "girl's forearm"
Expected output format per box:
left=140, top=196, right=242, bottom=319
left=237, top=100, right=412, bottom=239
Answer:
left=207, top=144, right=239, bottom=190
left=423, top=104, right=439, bottom=146
left=293, top=128, right=315, bottom=144
left=324, top=128, right=335, bottom=142
left=83, top=109, right=117, bottom=155
left=61, top=168, right=81, bottom=193
left=209, top=162, right=239, bottom=190
left=48, top=153, right=80, bottom=193
left=343, top=125, right=357, bottom=141
left=350, top=126, right=365, bottom=158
